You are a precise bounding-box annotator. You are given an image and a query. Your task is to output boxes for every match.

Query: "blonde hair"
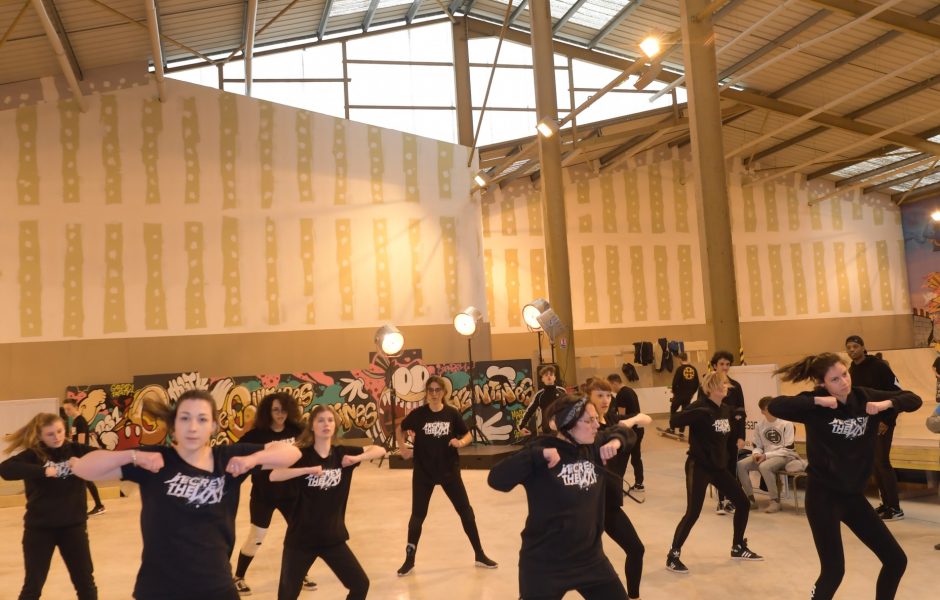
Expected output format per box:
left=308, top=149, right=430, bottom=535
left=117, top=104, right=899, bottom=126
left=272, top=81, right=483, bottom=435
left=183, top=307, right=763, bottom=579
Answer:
left=701, top=371, right=728, bottom=397
left=296, top=404, right=339, bottom=448
left=4, top=413, right=64, bottom=461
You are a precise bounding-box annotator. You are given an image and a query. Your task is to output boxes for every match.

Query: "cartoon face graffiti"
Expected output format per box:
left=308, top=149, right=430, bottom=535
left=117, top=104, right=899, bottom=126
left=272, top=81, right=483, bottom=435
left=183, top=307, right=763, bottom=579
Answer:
left=363, top=358, right=432, bottom=447
left=212, top=379, right=256, bottom=444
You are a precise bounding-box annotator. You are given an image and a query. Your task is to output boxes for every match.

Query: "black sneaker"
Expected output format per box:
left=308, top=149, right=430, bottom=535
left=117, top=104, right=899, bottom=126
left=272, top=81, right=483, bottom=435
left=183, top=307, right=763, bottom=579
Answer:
left=881, top=507, right=905, bottom=521
left=633, top=483, right=645, bottom=491
left=234, top=578, right=252, bottom=596
left=302, top=577, right=318, bottom=590
left=474, top=553, right=498, bottom=569
left=724, top=500, right=736, bottom=514
left=666, top=549, right=689, bottom=574
left=397, top=544, right=416, bottom=577
left=875, top=503, right=888, bottom=515
left=715, top=500, right=727, bottom=515
left=730, top=539, right=763, bottom=561
left=88, top=505, right=106, bottom=516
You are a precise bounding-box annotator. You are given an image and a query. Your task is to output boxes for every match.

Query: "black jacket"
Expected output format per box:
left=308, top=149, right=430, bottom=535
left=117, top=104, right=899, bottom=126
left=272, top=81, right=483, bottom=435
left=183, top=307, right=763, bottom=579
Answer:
left=670, top=396, right=745, bottom=471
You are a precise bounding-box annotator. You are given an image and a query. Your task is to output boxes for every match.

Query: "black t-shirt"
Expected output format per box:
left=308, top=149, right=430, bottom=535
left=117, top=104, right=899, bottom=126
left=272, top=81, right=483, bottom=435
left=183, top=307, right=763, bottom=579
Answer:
left=238, top=423, right=301, bottom=501
left=284, top=445, right=364, bottom=549
left=614, top=387, right=640, bottom=422
left=849, top=356, right=901, bottom=425
left=487, top=430, right=628, bottom=597
left=671, top=364, right=700, bottom=403
left=670, top=397, right=744, bottom=472
left=69, top=415, right=96, bottom=446
left=769, top=387, right=921, bottom=493
left=0, top=441, right=95, bottom=529
left=121, top=443, right=263, bottom=600
left=401, top=404, right=468, bottom=482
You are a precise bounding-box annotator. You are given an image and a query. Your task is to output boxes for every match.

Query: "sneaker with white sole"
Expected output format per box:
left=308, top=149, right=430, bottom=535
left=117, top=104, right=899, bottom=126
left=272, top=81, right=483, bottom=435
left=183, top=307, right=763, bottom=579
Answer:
left=397, top=544, right=416, bottom=577
left=730, top=539, right=763, bottom=561
left=474, top=553, right=498, bottom=569
left=881, top=507, right=905, bottom=521
left=715, top=501, right=727, bottom=515
left=302, top=577, right=318, bottom=591
left=234, top=578, right=252, bottom=596
left=666, top=549, right=689, bottom=574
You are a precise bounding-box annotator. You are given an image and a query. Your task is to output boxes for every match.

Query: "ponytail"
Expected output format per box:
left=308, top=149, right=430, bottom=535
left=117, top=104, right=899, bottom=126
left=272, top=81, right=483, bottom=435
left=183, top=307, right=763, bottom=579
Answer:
left=4, top=413, right=64, bottom=461
left=774, top=353, right=845, bottom=384
left=141, top=388, right=218, bottom=441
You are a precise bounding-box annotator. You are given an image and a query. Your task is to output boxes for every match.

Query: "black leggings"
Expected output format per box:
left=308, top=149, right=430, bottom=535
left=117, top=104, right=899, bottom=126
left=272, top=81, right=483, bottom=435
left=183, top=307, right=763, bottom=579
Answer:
left=86, top=482, right=102, bottom=507
left=804, top=480, right=906, bottom=600
left=627, top=428, right=644, bottom=485
left=278, top=542, right=368, bottom=600
left=670, top=398, right=691, bottom=434
left=672, top=458, right=749, bottom=550
left=407, top=474, right=483, bottom=554
left=20, top=524, right=97, bottom=600
left=873, top=424, right=900, bottom=509
left=524, top=578, right=628, bottom=600
left=718, top=439, right=742, bottom=504
left=604, top=505, right=644, bottom=599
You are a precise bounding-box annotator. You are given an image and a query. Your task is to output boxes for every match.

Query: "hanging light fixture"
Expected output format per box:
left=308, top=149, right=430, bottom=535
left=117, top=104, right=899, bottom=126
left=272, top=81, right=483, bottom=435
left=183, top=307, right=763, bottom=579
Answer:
left=453, top=306, right=483, bottom=337
left=374, top=324, right=404, bottom=357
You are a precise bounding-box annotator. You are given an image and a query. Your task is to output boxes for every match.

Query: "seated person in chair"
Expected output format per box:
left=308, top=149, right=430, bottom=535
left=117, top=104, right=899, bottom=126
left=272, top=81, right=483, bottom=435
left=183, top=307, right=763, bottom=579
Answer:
left=737, top=396, right=801, bottom=513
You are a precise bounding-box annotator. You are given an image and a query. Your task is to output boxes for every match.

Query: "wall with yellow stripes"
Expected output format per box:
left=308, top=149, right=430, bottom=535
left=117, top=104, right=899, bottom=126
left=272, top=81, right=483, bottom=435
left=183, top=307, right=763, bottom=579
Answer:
left=0, top=80, right=484, bottom=344
left=481, top=145, right=910, bottom=335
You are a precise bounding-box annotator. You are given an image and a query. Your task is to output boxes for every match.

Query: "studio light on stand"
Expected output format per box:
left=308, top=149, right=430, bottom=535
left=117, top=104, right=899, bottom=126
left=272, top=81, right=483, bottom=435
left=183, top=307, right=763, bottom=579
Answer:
left=522, top=298, right=551, bottom=364
left=375, top=324, right=404, bottom=454
left=536, top=307, right=567, bottom=366
left=454, top=306, right=488, bottom=445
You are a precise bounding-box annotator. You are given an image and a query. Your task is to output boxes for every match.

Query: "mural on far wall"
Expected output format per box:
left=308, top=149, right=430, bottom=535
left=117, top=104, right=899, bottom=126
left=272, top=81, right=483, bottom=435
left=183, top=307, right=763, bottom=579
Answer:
left=901, top=200, right=940, bottom=347
left=65, top=354, right=533, bottom=449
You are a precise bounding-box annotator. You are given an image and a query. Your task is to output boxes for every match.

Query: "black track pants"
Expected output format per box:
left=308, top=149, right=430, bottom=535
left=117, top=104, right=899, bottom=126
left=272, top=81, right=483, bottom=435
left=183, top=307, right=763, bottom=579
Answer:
left=804, top=480, right=906, bottom=600
left=407, top=473, right=483, bottom=554
left=604, top=505, right=644, bottom=599
left=627, top=428, right=644, bottom=485
left=671, top=458, right=749, bottom=550
left=873, top=424, right=900, bottom=509
left=278, top=543, right=368, bottom=600
left=20, top=524, right=97, bottom=600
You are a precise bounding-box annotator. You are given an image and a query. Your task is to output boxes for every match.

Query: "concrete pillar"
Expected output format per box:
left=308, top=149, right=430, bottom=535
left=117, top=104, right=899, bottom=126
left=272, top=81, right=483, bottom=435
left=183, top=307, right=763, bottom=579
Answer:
left=680, top=0, right=743, bottom=361
left=529, top=0, right=578, bottom=385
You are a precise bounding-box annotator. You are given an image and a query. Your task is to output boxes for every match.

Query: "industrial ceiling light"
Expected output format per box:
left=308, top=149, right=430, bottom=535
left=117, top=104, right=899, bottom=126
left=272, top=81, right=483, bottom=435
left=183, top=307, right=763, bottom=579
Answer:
left=522, top=298, right=551, bottom=331
left=536, top=118, right=557, bottom=138
left=640, top=35, right=661, bottom=59
left=474, top=172, right=488, bottom=187
left=453, top=306, right=483, bottom=337
left=931, top=208, right=940, bottom=222
left=374, top=324, right=404, bottom=357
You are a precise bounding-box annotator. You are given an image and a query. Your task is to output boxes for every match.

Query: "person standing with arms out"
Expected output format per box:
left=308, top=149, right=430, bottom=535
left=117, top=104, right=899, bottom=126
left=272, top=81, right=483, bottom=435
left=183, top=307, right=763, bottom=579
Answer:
left=736, top=396, right=800, bottom=513
left=666, top=372, right=760, bottom=575
left=845, top=335, right=904, bottom=521
left=71, top=389, right=301, bottom=600
left=233, top=392, right=312, bottom=596
left=488, top=396, right=634, bottom=600
left=396, top=375, right=496, bottom=576
left=588, top=380, right=651, bottom=600
left=606, top=374, right=645, bottom=492
left=520, top=364, right=564, bottom=436
left=705, top=351, right=746, bottom=515
left=1, top=413, right=99, bottom=600
left=668, top=353, right=700, bottom=438
left=271, top=405, right=386, bottom=600
left=62, top=398, right=106, bottom=516
left=770, top=353, right=921, bottom=600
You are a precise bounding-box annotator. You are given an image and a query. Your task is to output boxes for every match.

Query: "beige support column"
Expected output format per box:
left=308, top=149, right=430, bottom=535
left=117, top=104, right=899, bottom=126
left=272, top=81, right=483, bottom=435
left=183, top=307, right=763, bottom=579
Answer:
left=530, top=0, right=577, bottom=385
left=680, top=0, right=743, bottom=360
left=452, top=18, right=473, bottom=147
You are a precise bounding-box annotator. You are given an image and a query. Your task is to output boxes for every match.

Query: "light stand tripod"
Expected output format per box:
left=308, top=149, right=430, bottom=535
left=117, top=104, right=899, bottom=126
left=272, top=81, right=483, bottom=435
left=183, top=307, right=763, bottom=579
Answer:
left=465, top=337, right=490, bottom=445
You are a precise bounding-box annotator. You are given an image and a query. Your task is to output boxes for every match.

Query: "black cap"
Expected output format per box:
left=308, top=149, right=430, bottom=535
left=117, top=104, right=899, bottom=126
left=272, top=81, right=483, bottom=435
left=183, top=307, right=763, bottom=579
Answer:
left=845, top=335, right=864, bottom=347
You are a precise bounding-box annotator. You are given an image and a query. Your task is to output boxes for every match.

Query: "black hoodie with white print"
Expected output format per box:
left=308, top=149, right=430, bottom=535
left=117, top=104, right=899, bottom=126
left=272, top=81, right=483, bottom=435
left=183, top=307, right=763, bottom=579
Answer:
left=670, top=396, right=745, bottom=472
left=769, top=387, right=921, bottom=494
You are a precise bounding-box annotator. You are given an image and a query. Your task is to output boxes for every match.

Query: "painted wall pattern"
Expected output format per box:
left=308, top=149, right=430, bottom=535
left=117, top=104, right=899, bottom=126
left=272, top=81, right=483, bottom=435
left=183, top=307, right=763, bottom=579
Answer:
left=64, top=354, right=533, bottom=448
left=0, top=80, right=484, bottom=343
left=482, top=145, right=909, bottom=333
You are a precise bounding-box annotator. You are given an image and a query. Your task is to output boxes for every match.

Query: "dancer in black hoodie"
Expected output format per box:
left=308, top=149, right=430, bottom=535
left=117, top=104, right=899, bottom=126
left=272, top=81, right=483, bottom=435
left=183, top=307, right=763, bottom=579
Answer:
left=489, top=395, right=634, bottom=600
left=587, top=380, right=651, bottom=600
left=703, top=351, right=746, bottom=515
left=666, top=372, right=761, bottom=574
left=770, top=353, right=921, bottom=600
left=0, top=413, right=98, bottom=600
left=519, top=364, right=564, bottom=436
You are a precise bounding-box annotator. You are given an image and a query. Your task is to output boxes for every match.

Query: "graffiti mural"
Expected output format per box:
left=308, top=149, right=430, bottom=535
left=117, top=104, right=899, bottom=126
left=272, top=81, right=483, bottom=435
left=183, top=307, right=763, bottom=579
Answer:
left=66, top=354, right=534, bottom=449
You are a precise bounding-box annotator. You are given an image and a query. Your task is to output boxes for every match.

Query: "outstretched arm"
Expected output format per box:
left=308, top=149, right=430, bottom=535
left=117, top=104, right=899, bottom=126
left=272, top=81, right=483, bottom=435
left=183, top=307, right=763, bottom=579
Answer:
left=488, top=446, right=543, bottom=491
left=341, top=445, right=387, bottom=467
left=71, top=449, right=163, bottom=481
left=620, top=412, right=652, bottom=429
left=226, top=442, right=302, bottom=477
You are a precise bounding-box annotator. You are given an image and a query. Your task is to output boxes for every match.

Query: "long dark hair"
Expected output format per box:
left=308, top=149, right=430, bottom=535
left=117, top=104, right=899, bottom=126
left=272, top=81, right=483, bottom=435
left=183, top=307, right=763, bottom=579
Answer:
left=253, top=392, right=303, bottom=432
left=774, top=353, right=845, bottom=384
left=4, top=413, right=64, bottom=461
left=295, top=404, right=338, bottom=449
left=142, top=389, right=218, bottom=440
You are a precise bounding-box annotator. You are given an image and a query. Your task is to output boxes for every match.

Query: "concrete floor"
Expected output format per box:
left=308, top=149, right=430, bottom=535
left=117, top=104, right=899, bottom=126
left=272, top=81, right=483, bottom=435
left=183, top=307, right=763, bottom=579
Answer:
left=1, top=424, right=938, bottom=599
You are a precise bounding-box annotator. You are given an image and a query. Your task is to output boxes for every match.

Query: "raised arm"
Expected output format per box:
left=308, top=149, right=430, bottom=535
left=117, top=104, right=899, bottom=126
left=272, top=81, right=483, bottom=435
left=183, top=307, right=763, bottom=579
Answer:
left=341, top=445, right=387, bottom=467
left=71, top=448, right=163, bottom=481
left=620, top=412, right=652, bottom=429
left=670, top=405, right=709, bottom=429
left=0, top=452, right=48, bottom=480
left=864, top=388, right=922, bottom=415
left=767, top=393, right=820, bottom=423
left=488, top=446, right=542, bottom=491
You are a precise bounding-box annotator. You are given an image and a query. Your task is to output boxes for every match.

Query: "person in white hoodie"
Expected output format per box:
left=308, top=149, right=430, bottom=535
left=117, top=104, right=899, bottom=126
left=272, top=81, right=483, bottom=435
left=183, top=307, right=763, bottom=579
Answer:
left=736, top=396, right=802, bottom=513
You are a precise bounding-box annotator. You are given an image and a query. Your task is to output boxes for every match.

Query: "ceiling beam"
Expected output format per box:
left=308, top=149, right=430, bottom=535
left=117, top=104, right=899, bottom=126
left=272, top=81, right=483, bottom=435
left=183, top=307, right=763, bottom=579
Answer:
left=587, top=0, right=645, bottom=50
left=30, top=0, right=85, bottom=110
left=36, top=0, right=82, bottom=80
left=0, top=0, right=31, bottom=53
left=244, top=0, right=258, bottom=96
left=717, top=10, right=830, bottom=81
left=891, top=180, right=940, bottom=204
left=831, top=152, right=926, bottom=187
left=805, top=0, right=940, bottom=45
left=408, top=0, right=425, bottom=24
left=144, top=0, right=166, bottom=101
left=552, top=0, right=589, bottom=34
left=318, top=0, right=334, bottom=40
left=509, top=0, right=528, bottom=26
left=363, top=0, right=380, bottom=32
left=864, top=165, right=940, bottom=194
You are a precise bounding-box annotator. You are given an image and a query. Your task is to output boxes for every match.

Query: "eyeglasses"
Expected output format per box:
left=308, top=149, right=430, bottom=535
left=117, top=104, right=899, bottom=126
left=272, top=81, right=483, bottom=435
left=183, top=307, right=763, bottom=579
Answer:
left=578, top=416, right=600, bottom=425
